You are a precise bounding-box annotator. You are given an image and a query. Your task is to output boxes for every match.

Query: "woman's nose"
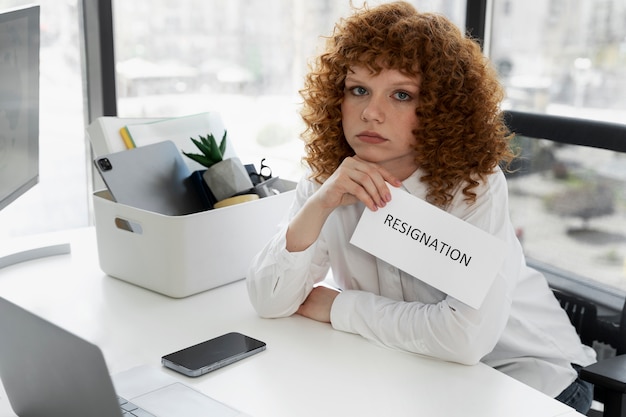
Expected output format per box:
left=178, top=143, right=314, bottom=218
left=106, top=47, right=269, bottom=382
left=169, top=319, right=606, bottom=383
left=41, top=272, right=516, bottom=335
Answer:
left=360, top=96, right=385, bottom=123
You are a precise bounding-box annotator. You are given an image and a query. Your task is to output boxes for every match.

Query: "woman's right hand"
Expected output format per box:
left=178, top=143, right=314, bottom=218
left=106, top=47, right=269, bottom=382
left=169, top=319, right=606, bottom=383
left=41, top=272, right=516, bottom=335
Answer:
left=285, top=157, right=401, bottom=253
left=313, top=156, right=402, bottom=212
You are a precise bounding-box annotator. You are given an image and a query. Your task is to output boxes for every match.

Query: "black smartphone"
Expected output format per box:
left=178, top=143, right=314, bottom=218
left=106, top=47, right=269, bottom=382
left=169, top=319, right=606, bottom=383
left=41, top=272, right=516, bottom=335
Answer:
left=161, top=332, right=266, bottom=377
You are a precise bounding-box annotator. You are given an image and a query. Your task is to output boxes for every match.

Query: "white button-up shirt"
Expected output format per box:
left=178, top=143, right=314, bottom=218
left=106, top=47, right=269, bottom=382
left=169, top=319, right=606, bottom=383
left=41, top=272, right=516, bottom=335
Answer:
left=247, top=167, right=596, bottom=397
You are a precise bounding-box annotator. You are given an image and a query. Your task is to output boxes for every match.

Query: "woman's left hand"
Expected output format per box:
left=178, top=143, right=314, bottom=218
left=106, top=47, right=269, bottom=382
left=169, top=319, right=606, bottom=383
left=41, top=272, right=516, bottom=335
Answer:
left=296, top=286, right=341, bottom=323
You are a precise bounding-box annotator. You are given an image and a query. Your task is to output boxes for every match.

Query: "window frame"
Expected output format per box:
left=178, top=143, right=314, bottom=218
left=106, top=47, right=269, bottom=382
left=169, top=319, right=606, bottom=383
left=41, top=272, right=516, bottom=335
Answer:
left=80, top=0, right=117, bottom=123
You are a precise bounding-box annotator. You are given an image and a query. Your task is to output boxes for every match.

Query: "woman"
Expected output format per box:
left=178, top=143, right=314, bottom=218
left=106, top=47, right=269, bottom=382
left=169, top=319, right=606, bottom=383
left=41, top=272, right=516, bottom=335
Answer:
left=246, top=2, right=596, bottom=413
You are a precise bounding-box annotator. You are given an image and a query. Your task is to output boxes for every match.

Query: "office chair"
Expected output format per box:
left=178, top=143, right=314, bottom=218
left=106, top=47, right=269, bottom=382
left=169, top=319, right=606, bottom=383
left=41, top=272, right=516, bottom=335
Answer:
left=553, top=289, right=626, bottom=417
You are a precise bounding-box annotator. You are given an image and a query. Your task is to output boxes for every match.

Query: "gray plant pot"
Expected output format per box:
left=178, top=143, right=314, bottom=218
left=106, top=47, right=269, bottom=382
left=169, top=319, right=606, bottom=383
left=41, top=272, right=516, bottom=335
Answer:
left=202, top=157, right=254, bottom=202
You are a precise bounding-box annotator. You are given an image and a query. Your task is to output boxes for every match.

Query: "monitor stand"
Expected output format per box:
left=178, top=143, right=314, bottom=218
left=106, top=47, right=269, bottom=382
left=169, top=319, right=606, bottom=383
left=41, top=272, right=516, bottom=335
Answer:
left=0, top=243, right=71, bottom=269
left=0, top=232, right=71, bottom=270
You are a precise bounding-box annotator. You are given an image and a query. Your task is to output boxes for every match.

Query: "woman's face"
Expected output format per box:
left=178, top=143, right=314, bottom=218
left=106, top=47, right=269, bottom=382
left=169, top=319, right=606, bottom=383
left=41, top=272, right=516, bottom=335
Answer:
left=341, top=65, right=420, bottom=180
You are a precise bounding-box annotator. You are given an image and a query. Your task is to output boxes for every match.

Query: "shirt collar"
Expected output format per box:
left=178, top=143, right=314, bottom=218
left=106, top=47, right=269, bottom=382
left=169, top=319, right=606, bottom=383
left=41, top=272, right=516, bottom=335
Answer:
left=400, top=168, right=428, bottom=199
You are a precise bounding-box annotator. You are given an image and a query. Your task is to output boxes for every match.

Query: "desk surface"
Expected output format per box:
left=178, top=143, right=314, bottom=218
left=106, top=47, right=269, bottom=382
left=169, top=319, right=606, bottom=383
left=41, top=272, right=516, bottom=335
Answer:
left=0, top=228, right=582, bottom=417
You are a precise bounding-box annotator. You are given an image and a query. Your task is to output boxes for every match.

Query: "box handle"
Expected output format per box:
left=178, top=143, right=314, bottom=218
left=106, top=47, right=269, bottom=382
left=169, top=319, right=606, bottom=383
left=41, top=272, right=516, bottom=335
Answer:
left=114, top=217, right=143, bottom=234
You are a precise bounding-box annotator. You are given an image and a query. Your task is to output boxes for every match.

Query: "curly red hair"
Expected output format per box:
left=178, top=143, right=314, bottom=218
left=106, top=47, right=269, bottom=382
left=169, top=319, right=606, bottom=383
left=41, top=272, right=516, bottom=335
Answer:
left=300, top=1, right=514, bottom=207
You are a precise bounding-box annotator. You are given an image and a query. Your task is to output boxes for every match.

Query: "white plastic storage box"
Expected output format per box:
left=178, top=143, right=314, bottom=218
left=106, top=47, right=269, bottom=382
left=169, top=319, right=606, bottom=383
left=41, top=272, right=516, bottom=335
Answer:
left=92, top=182, right=295, bottom=298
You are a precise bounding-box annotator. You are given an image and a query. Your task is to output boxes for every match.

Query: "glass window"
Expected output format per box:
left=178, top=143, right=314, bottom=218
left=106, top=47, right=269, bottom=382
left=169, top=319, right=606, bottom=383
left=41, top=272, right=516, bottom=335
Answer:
left=491, top=0, right=626, bottom=292
left=111, top=0, right=466, bottom=182
left=506, top=136, right=626, bottom=292
left=0, top=1, right=88, bottom=239
left=491, top=0, right=626, bottom=124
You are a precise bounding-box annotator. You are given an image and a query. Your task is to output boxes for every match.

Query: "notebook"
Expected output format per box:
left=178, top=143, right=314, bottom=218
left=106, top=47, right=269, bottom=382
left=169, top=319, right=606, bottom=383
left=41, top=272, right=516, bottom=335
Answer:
left=93, top=140, right=208, bottom=216
left=0, top=297, right=249, bottom=417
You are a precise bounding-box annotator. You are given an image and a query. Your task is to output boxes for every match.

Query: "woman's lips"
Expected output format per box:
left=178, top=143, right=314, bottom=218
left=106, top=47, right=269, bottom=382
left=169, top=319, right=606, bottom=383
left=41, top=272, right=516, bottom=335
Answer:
left=357, top=131, right=387, bottom=144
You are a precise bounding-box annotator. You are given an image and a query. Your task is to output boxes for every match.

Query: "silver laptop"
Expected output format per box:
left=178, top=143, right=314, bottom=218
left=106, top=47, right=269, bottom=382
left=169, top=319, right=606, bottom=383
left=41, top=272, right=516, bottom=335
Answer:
left=0, top=297, right=248, bottom=417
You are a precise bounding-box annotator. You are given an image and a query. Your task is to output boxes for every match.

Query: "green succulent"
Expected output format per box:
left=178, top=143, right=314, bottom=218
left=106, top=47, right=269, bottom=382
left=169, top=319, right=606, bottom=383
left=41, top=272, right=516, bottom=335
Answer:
left=183, top=131, right=227, bottom=168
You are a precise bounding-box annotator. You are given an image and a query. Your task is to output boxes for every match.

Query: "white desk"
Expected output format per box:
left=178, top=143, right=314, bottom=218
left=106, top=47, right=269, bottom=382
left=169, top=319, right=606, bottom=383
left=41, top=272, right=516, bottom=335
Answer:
left=0, top=228, right=583, bottom=417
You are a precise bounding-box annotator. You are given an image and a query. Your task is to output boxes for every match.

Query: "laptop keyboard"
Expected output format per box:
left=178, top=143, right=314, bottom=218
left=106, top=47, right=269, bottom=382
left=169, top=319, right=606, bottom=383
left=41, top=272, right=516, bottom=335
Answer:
left=118, top=396, right=156, bottom=417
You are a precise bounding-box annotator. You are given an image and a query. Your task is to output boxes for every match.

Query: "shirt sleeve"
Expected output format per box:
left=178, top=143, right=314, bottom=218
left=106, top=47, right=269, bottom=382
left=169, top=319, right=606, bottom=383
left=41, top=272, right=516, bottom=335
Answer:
left=246, top=176, right=331, bottom=318
left=330, top=170, right=519, bottom=365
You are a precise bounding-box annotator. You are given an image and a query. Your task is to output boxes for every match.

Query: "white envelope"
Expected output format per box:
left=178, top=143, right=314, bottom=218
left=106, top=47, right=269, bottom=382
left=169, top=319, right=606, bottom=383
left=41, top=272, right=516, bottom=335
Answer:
left=350, top=186, right=506, bottom=309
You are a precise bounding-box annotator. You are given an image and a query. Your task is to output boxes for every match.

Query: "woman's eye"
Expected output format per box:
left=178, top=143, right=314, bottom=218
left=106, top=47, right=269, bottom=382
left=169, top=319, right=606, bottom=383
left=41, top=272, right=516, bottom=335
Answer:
left=348, top=86, right=368, bottom=96
left=394, top=91, right=412, bottom=101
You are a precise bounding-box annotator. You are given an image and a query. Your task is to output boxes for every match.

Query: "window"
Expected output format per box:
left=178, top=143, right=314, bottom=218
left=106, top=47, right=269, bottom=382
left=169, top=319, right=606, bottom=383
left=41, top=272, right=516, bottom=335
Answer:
left=490, top=0, right=626, bottom=294
left=506, top=133, right=626, bottom=292
left=491, top=0, right=626, bottom=124
left=111, top=0, right=466, bottom=182
left=0, top=1, right=88, bottom=239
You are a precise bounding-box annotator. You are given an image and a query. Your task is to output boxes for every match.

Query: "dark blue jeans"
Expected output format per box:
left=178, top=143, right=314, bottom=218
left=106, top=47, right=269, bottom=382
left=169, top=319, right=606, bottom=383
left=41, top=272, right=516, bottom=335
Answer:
left=555, top=365, right=593, bottom=415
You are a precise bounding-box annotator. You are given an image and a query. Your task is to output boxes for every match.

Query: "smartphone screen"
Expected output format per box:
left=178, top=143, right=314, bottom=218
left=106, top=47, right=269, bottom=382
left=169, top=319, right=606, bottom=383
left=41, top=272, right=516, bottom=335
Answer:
left=161, top=332, right=266, bottom=377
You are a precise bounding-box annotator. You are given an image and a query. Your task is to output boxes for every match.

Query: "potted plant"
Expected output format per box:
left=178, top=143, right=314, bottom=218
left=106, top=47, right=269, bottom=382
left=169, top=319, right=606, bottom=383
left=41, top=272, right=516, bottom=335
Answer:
left=183, top=131, right=254, bottom=203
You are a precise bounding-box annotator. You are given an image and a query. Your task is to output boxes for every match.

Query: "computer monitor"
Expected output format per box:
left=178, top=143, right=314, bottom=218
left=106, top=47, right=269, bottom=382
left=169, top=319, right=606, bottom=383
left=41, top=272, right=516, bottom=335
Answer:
left=0, top=5, right=39, bottom=211
left=0, top=5, right=70, bottom=269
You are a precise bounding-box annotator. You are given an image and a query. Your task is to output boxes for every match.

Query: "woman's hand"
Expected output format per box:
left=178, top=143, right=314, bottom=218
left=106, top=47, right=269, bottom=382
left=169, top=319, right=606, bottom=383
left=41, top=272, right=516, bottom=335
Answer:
left=296, top=285, right=341, bottom=323
left=314, top=156, right=402, bottom=212
left=286, top=156, right=401, bottom=253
